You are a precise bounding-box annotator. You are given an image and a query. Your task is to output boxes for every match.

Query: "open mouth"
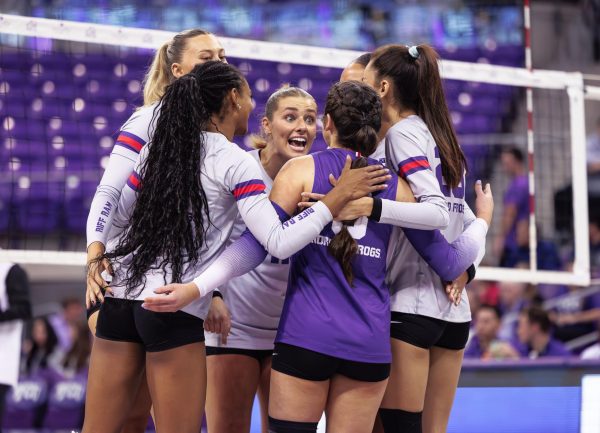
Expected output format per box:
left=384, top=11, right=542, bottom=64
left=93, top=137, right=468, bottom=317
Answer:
left=288, top=137, right=307, bottom=152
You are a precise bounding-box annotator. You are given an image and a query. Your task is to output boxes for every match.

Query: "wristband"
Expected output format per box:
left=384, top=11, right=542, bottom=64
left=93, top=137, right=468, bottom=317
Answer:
left=369, top=197, right=383, bottom=222
left=466, top=264, right=476, bottom=284
left=212, top=291, right=223, bottom=299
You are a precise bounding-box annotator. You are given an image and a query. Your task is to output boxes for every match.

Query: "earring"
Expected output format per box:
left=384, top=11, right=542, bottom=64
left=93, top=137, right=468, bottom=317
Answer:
left=236, top=103, right=241, bottom=110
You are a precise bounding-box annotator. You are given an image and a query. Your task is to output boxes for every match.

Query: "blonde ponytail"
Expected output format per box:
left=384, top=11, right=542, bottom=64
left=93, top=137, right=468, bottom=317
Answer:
left=142, top=29, right=212, bottom=106
left=142, top=42, right=172, bottom=106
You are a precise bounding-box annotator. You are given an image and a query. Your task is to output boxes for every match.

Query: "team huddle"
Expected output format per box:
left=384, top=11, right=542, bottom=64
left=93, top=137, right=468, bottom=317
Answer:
left=83, top=29, right=493, bottom=433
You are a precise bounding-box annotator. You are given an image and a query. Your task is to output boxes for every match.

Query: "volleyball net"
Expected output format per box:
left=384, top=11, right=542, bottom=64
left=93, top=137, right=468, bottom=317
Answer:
left=0, top=14, right=590, bottom=286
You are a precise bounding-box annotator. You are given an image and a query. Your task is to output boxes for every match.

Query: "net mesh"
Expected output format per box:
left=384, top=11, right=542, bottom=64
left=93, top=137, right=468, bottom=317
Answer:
left=0, top=15, right=589, bottom=285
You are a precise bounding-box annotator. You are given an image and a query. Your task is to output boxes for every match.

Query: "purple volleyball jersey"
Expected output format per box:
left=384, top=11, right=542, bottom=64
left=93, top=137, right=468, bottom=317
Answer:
left=275, top=148, right=398, bottom=363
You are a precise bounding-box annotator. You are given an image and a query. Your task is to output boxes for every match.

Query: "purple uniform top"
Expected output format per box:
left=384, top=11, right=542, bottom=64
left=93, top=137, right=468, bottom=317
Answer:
left=504, top=174, right=529, bottom=250
left=518, top=338, right=572, bottom=358
left=275, top=149, right=398, bottom=364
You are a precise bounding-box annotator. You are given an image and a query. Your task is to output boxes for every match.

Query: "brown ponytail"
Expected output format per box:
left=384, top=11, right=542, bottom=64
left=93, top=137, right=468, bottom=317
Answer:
left=328, top=155, right=368, bottom=286
left=323, top=81, right=382, bottom=285
left=370, top=44, right=467, bottom=188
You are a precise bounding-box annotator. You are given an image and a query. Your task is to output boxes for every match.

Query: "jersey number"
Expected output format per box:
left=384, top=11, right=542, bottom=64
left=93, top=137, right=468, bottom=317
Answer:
left=331, top=216, right=369, bottom=240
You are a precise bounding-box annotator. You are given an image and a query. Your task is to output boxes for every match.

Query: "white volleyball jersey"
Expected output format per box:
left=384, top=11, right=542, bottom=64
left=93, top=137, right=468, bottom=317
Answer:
left=385, top=115, right=481, bottom=323
left=370, top=140, right=387, bottom=165
left=86, top=103, right=160, bottom=247
left=106, top=132, right=332, bottom=319
left=206, top=150, right=289, bottom=350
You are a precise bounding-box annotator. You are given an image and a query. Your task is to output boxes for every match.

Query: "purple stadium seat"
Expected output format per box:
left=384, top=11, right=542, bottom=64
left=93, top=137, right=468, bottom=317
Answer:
left=15, top=180, right=63, bottom=234
left=43, top=378, right=86, bottom=429
left=65, top=181, right=96, bottom=233
left=2, top=379, right=49, bottom=429
left=0, top=182, right=12, bottom=232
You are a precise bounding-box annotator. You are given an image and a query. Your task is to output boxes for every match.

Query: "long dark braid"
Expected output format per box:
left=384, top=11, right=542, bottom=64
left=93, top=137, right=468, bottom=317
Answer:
left=104, top=61, right=245, bottom=297
left=324, top=81, right=382, bottom=285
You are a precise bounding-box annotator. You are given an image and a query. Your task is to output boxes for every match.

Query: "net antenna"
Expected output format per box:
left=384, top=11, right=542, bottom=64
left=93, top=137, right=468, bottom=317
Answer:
left=0, top=14, right=590, bottom=286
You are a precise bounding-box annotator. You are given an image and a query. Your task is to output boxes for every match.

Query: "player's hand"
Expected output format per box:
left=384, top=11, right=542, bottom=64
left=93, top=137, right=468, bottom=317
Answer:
left=299, top=192, right=373, bottom=221
left=445, top=271, right=469, bottom=306
left=298, top=192, right=325, bottom=210
left=204, top=296, right=232, bottom=345
left=335, top=155, right=390, bottom=200
left=474, top=180, right=494, bottom=227
left=142, top=282, right=200, bottom=312
left=86, top=241, right=113, bottom=309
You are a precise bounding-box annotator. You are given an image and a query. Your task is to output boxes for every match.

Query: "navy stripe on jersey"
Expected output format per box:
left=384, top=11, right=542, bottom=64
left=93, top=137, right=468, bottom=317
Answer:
left=397, top=155, right=431, bottom=178
left=232, top=179, right=266, bottom=201
left=115, top=131, right=146, bottom=154
left=126, top=171, right=141, bottom=191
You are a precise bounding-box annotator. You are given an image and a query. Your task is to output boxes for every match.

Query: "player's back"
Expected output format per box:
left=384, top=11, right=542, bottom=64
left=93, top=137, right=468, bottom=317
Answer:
left=276, top=148, right=397, bottom=364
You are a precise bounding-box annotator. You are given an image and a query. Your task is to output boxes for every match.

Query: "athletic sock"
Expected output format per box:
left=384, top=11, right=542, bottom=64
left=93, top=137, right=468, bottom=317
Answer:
left=379, top=408, right=422, bottom=433
left=268, top=416, right=319, bottom=433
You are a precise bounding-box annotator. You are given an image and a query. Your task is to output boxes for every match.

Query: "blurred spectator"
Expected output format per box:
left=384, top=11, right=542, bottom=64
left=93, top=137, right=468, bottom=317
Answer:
left=0, top=263, right=31, bottom=429
left=589, top=217, right=600, bottom=276
left=465, top=304, right=519, bottom=360
left=48, top=297, right=85, bottom=351
left=549, top=259, right=600, bottom=342
left=580, top=325, right=600, bottom=360
left=494, top=147, right=529, bottom=267
left=517, top=306, right=571, bottom=358
left=58, top=322, right=91, bottom=378
left=497, top=280, right=528, bottom=341
left=587, top=117, right=600, bottom=174
left=23, top=317, right=63, bottom=378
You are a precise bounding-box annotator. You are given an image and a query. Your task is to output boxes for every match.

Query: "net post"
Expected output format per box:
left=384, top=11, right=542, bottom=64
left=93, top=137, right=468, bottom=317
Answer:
left=523, top=0, right=538, bottom=273
left=568, top=75, right=591, bottom=285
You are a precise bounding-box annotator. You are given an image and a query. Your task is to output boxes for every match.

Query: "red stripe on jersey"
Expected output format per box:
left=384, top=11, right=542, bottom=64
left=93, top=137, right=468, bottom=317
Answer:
left=117, top=134, right=143, bottom=152
left=399, top=159, right=430, bottom=175
left=233, top=183, right=266, bottom=198
left=128, top=173, right=141, bottom=189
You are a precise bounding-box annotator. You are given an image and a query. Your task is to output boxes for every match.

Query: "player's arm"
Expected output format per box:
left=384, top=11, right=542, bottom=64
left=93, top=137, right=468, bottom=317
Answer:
left=395, top=178, right=492, bottom=282
left=143, top=154, right=390, bottom=312
left=85, top=130, right=146, bottom=308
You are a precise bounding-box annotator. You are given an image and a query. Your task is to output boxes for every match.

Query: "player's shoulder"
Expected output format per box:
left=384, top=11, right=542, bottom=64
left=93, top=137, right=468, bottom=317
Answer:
left=119, top=102, right=160, bottom=139
left=386, top=115, right=431, bottom=151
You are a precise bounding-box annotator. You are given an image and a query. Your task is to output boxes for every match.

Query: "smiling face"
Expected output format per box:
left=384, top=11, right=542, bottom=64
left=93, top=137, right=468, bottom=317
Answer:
left=262, top=95, right=317, bottom=160
left=172, top=33, right=227, bottom=78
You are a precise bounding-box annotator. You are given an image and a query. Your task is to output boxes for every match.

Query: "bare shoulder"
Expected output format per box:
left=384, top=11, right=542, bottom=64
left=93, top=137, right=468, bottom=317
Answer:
left=278, top=155, right=314, bottom=176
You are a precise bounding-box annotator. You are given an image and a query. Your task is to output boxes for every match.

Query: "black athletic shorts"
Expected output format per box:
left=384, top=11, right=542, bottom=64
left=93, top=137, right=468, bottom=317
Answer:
left=206, top=346, right=273, bottom=363
left=95, top=297, right=205, bottom=352
left=86, top=287, right=106, bottom=319
left=271, top=342, right=390, bottom=383
left=390, top=312, right=470, bottom=350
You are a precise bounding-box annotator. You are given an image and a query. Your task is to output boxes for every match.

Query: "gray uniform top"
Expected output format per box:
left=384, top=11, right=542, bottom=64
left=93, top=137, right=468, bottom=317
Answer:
left=384, top=116, right=484, bottom=323
left=205, top=150, right=289, bottom=350
left=106, top=133, right=333, bottom=319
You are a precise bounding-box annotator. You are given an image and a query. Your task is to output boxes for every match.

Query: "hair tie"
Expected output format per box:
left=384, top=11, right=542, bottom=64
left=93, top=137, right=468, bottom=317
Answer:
left=408, top=45, right=420, bottom=59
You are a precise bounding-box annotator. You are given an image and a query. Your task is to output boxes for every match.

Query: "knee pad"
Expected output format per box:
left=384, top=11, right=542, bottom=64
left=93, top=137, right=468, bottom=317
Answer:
left=379, top=408, right=422, bottom=433
left=268, top=416, right=318, bottom=433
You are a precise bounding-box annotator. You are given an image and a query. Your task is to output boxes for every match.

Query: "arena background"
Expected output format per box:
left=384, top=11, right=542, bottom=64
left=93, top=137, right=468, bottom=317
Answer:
left=0, top=1, right=599, bottom=432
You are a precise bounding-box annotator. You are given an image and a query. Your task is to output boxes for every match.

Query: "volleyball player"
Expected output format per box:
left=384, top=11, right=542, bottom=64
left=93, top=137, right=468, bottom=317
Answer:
left=86, top=27, right=226, bottom=432
left=86, top=28, right=226, bottom=309
left=340, top=52, right=371, bottom=82
left=361, top=44, right=488, bottom=433
left=83, top=29, right=227, bottom=433
left=82, top=61, right=388, bottom=433
left=204, top=86, right=318, bottom=433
